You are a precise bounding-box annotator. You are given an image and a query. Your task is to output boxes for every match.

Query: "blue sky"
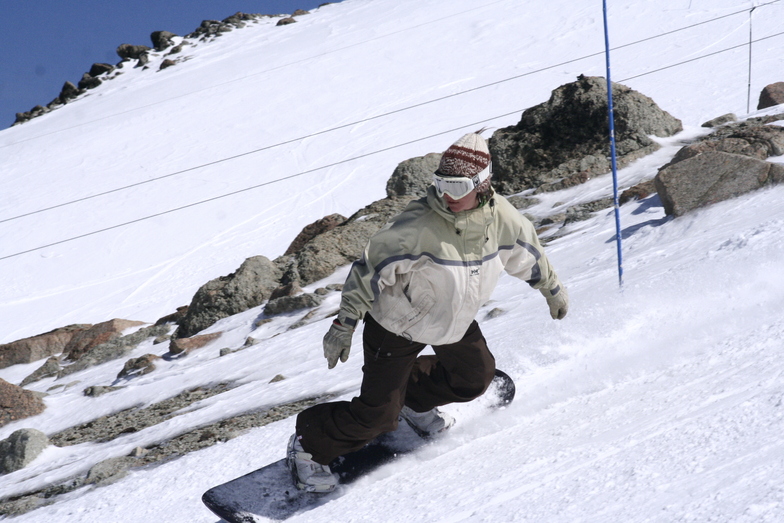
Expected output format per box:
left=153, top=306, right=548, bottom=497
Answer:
left=0, top=1, right=334, bottom=129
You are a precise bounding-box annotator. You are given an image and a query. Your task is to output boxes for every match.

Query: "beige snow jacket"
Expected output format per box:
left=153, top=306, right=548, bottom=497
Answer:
left=338, top=186, right=562, bottom=345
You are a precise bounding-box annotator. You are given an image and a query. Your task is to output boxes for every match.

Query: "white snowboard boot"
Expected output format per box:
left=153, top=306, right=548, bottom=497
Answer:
left=286, top=434, right=338, bottom=493
left=399, top=405, right=455, bottom=437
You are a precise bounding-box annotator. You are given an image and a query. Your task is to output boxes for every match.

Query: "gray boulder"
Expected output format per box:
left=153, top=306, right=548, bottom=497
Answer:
left=264, top=293, right=324, bottom=316
left=284, top=214, right=346, bottom=256
left=78, top=73, right=101, bottom=90
left=758, top=81, right=784, bottom=110
left=20, top=357, right=61, bottom=387
left=116, top=354, right=161, bottom=380
left=116, top=43, right=151, bottom=60
left=669, top=122, right=784, bottom=164
left=176, top=256, right=282, bottom=338
left=279, top=197, right=412, bottom=287
left=702, top=113, right=737, bottom=128
left=0, top=429, right=49, bottom=475
left=85, top=456, right=136, bottom=485
left=654, top=119, right=784, bottom=216
left=386, top=153, right=441, bottom=198
left=654, top=151, right=784, bottom=216
left=150, top=30, right=177, bottom=51
left=186, top=13, right=261, bottom=40
left=489, top=75, right=682, bottom=194
left=136, top=52, right=150, bottom=68
left=58, top=81, right=81, bottom=102
left=88, top=63, right=115, bottom=77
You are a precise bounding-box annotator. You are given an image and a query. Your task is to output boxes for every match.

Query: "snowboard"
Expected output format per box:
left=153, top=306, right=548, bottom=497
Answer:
left=202, top=369, right=515, bottom=522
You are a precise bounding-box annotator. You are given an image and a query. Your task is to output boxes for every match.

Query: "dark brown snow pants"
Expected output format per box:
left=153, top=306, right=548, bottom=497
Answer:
left=296, top=314, right=495, bottom=465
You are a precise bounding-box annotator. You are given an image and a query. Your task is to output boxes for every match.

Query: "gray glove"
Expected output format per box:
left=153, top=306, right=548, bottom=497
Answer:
left=323, top=319, right=355, bottom=369
left=544, top=285, right=569, bottom=320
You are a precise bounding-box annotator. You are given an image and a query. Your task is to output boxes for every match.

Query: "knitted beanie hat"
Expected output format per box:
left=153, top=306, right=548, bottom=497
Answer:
left=437, top=131, right=493, bottom=194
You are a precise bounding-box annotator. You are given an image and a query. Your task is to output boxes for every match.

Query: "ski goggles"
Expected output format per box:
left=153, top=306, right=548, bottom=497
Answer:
left=433, top=163, right=491, bottom=199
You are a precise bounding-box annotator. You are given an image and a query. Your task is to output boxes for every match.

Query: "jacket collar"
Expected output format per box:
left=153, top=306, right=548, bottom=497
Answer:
left=425, top=186, right=496, bottom=228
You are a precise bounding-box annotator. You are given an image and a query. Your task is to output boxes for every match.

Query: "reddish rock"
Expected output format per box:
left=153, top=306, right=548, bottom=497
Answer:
left=63, top=319, right=146, bottom=361
left=758, top=82, right=784, bottom=110
left=620, top=180, right=656, bottom=205
left=169, top=332, right=222, bottom=355
left=0, top=379, right=45, bottom=427
left=0, top=325, right=92, bottom=369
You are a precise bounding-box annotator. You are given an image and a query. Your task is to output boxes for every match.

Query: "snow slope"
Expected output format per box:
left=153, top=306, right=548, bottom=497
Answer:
left=1, top=0, right=784, bottom=521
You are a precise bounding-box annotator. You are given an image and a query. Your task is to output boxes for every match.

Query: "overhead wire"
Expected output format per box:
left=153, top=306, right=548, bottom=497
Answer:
left=0, top=0, right=781, bottom=223
left=1, top=2, right=782, bottom=261
left=0, top=111, right=522, bottom=262
left=3, top=2, right=781, bottom=227
left=619, top=30, right=784, bottom=83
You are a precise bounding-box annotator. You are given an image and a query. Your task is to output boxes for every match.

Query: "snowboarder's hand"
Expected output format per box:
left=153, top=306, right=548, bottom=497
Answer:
left=544, top=285, right=569, bottom=320
left=323, top=319, right=354, bottom=369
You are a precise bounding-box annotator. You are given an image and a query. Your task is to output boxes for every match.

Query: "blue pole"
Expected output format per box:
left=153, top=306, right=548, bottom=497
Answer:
left=603, top=0, right=623, bottom=288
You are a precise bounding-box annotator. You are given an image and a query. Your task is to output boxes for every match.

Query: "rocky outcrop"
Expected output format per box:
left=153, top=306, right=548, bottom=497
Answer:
left=57, top=324, right=169, bottom=379
left=386, top=153, right=442, bottom=198
left=0, top=324, right=91, bottom=370
left=116, top=44, right=151, bottom=60
left=169, top=332, right=222, bottom=355
left=150, top=31, right=177, bottom=51
left=284, top=214, right=346, bottom=255
left=489, top=75, right=682, bottom=194
left=63, top=319, right=146, bottom=361
left=85, top=457, right=136, bottom=485
left=0, top=379, right=45, bottom=427
left=758, top=81, right=784, bottom=110
left=619, top=180, right=657, bottom=205
left=654, top=119, right=784, bottom=216
left=263, top=293, right=324, bottom=316
left=89, top=63, right=115, bottom=77
left=155, top=306, right=189, bottom=326
left=702, top=113, right=737, bottom=128
left=175, top=256, right=281, bottom=338
left=669, top=121, right=784, bottom=163
left=187, top=12, right=264, bottom=40
left=9, top=9, right=324, bottom=126
left=278, top=196, right=412, bottom=288
left=655, top=152, right=784, bottom=216
left=19, top=357, right=61, bottom=388
left=0, top=429, right=49, bottom=475
left=116, top=354, right=161, bottom=379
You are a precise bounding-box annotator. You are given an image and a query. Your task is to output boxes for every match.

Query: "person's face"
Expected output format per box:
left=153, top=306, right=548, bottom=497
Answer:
left=444, top=189, right=479, bottom=213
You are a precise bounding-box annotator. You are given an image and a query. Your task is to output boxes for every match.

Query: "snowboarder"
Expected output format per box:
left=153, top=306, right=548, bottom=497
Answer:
left=287, top=130, right=569, bottom=492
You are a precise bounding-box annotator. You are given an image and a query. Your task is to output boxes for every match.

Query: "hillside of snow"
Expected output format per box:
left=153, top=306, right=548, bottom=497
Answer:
left=1, top=0, right=783, bottom=521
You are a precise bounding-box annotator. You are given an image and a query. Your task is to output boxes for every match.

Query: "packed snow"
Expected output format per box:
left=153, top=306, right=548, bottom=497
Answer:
left=1, top=0, right=783, bottom=521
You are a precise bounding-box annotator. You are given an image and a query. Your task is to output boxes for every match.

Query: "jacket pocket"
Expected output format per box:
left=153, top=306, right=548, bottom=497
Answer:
left=386, top=292, right=436, bottom=335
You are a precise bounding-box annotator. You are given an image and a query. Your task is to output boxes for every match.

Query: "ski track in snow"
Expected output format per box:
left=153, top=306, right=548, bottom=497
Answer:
left=1, top=0, right=784, bottom=521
